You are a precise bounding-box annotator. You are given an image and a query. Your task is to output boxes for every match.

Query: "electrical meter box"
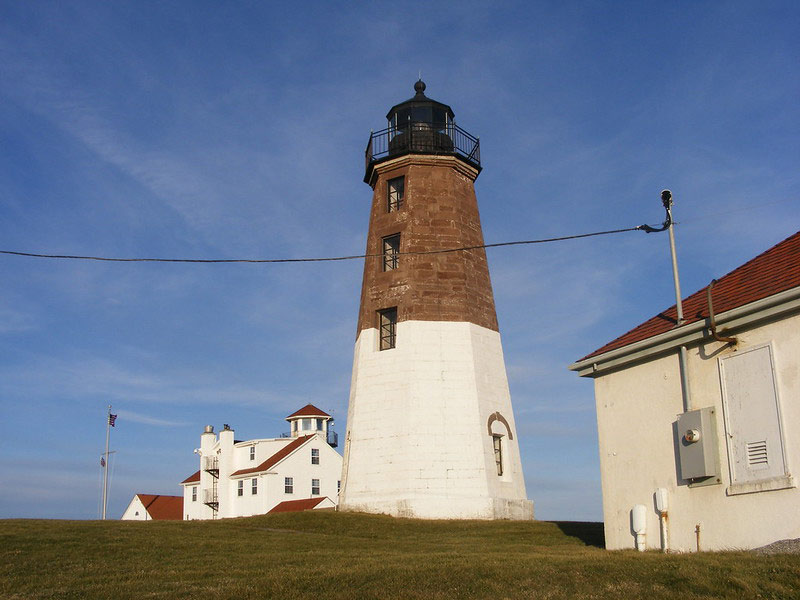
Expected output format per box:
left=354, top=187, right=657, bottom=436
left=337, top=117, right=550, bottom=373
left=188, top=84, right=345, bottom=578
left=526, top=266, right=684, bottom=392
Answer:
left=676, top=407, right=721, bottom=485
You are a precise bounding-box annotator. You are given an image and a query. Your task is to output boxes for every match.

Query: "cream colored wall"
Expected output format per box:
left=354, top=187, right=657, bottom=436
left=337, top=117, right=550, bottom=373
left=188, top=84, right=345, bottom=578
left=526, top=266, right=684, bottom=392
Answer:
left=340, top=320, right=532, bottom=520
left=182, top=484, right=202, bottom=520
left=595, top=313, right=800, bottom=551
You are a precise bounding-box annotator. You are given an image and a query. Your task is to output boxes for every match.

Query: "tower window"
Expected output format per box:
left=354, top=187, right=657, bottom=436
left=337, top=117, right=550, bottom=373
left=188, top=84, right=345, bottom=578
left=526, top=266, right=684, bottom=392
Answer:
left=249, top=446, right=256, bottom=461
left=382, top=234, right=400, bottom=271
left=379, top=308, right=397, bottom=350
left=311, top=479, right=320, bottom=495
left=493, top=435, right=503, bottom=476
left=285, top=477, right=293, bottom=494
left=311, top=448, right=320, bottom=465
left=237, top=480, right=244, bottom=497
left=192, top=487, right=197, bottom=502
left=387, top=177, right=404, bottom=212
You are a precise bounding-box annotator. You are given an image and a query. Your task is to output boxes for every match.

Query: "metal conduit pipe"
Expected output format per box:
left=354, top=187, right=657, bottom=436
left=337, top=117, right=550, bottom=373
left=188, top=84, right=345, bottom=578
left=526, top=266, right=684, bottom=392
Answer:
left=706, top=279, right=738, bottom=346
left=679, top=345, right=692, bottom=412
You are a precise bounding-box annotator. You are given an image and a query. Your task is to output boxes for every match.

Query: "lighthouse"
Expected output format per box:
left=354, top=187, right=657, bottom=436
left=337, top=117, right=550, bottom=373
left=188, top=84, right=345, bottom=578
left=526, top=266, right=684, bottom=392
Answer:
left=339, top=81, right=533, bottom=520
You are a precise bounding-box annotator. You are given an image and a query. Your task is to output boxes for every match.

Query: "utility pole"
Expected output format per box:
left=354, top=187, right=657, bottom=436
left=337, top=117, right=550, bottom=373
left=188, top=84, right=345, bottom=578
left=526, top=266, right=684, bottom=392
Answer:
left=101, top=405, right=116, bottom=520
left=640, top=190, right=690, bottom=410
left=663, top=190, right=684, bottom=325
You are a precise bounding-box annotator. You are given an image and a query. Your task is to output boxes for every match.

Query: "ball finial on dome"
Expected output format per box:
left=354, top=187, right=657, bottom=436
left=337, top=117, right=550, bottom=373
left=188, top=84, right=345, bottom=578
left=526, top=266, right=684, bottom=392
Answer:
left=414, top=79, right=426, bottom=95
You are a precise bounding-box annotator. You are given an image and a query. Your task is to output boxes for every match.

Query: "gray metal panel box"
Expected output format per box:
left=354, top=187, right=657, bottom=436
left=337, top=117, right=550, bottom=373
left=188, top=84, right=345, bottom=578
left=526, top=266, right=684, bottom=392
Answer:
left=677, top=407, right=720, bottom=482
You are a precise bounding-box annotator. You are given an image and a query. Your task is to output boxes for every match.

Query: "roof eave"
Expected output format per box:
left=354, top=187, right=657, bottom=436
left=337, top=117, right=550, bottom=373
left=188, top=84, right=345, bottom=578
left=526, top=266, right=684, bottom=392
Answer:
left=569, top=286, right=800, bottom=378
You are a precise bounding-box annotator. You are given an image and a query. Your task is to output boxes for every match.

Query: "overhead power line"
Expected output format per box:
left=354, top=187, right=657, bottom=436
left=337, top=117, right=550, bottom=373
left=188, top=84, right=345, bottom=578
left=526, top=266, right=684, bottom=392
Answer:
left=0, top=224, right=651, bottom=264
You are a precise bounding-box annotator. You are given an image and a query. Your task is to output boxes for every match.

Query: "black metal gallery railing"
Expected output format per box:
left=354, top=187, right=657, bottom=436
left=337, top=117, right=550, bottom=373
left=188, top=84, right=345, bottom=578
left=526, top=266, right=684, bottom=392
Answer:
left=365, top=122, right=481, bottom=174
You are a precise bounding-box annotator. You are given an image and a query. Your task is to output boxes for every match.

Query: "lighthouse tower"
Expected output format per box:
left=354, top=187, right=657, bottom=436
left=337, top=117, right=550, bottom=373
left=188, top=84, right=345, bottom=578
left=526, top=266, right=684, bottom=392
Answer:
left=339, top=81, right=533, bottom=520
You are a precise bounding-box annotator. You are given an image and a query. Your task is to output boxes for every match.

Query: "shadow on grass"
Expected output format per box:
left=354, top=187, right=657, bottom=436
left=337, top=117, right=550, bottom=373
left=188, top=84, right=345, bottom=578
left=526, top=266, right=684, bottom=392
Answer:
left=551, top=521, right=605, bottom=548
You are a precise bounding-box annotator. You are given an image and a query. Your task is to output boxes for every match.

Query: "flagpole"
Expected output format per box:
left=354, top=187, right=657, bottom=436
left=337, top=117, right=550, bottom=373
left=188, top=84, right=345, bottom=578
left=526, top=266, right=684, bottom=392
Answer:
left=102, top=404, right=112, bottom=520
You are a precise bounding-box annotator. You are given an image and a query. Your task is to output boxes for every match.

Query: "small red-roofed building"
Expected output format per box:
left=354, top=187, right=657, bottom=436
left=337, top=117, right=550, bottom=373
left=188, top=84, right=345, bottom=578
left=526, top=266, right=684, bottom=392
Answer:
left=570, top=231, right=800, bottom=551
left=121, top=494, right=183, bottom=521
left=180, top=404, right=342, bottom=520
left=267, top=496, right=336, bottom=514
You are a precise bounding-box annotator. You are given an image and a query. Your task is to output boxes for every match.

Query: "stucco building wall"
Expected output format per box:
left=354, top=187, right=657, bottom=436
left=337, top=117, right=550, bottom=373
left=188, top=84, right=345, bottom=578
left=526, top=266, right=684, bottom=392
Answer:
left=594, top=312, right=799, bottom=551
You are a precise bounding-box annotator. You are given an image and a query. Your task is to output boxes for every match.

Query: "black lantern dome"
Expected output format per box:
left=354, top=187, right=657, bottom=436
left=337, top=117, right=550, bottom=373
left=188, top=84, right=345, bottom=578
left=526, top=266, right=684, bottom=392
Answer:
left=385, top=79, right=455, bottom=130
left=364, top=80, right=480, bottom=184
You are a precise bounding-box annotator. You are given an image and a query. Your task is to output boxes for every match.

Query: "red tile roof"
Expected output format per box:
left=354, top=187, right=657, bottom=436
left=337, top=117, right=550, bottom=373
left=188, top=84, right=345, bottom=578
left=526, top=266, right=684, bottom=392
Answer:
left=580, top=230, right=800, bottom=361
left=180, top=470, right=200, bottom=485
left=136, top=494, right=183, bottom=520
left=267, top=497, right=330, bottom=514
left=286, top=404, right=331, bottom=419
left=230, top=435, right=313, bottom=477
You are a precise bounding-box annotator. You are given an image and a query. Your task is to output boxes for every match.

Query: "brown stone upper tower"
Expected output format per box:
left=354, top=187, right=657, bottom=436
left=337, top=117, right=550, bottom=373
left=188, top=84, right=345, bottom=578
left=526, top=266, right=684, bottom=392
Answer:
left=340, top=81, right=532, bottom=520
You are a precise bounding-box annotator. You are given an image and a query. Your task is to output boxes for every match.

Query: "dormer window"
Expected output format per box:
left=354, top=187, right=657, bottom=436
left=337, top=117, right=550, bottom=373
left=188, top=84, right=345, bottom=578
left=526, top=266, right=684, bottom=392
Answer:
left=249, top=446, right=255, bottom=461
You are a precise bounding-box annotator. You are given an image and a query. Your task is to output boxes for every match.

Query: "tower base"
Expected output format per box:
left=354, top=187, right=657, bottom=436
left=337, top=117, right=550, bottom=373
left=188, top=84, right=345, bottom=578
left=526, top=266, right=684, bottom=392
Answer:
left=340, top=496, right=533, bottom=520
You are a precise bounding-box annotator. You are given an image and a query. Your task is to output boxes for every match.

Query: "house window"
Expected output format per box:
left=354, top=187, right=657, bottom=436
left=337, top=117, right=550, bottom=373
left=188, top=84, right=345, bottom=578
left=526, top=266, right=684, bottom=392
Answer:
left=249, top=446, right=256, bottom=461
left=382, top=234, right=400, bottom=271
left=311, top=448, right=320, bottom=465
left=285, top=477, right=293, bottom=494
left=191, top=487, right=197, bottom=502
left=493, top=435, right=503, bottom=476
left=251, top=478, right=258, bottom=495
left=237, top=480, right=244, bottom=497
left=379, top=307, right=397, bottom=350
left=387, top=176, right=404, bottom=212
left=720, top=345, right=791, bottom=494
left=312, top=479, right=320, bottom=495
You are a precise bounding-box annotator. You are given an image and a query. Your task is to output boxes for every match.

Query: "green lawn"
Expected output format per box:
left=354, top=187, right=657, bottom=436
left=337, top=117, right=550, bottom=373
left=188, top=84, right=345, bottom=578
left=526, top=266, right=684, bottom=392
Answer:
left=2, top=512, right=798, bottom=599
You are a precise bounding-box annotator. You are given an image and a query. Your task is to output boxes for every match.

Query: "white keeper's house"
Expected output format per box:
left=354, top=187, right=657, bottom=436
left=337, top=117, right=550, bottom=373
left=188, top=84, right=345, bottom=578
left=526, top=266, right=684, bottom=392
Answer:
left=570, top=230, right=800, bottom=551
left=181, top=404, right=342, bottom=520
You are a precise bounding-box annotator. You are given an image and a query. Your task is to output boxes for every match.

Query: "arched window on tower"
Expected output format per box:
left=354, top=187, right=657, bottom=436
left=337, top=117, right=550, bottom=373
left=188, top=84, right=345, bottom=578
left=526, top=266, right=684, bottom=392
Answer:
left=487, top=412, right=514, bottom=479
left=493, top=434, right=503, bottom=476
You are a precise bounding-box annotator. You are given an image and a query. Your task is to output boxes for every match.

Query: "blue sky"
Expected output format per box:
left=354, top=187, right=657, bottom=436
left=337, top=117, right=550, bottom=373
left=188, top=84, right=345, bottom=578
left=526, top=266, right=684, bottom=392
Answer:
left=0, top=1, right=797, bottom=521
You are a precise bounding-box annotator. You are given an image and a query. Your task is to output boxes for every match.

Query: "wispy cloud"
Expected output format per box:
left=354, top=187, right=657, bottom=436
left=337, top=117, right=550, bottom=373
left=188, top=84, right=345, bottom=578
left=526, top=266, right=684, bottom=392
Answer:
left=114, top=409, right=186, bottom=428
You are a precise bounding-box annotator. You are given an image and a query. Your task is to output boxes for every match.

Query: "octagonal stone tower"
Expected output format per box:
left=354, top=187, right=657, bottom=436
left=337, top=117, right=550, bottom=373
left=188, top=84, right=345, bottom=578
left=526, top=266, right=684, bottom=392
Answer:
left=338, top=81, right=533, bottom=520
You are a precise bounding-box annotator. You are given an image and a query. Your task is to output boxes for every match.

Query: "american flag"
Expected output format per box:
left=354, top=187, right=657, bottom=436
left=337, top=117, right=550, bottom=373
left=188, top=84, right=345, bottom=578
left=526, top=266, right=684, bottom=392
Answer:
left=109, top=413, right=117, bottom=427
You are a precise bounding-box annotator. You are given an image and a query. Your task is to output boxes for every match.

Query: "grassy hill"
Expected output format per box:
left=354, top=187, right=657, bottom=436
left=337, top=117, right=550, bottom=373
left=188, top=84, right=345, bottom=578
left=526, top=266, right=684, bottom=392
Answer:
left=2, top=512, right=798, bottom=599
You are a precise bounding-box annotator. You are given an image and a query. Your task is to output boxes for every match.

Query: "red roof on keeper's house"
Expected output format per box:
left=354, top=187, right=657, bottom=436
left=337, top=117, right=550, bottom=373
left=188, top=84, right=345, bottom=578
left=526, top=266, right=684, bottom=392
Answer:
left=137, top=494, right=183, bottom=520
left=267, top=497, right=331, bottom=514
left=180, top=470, right=200, bottom=485
left=230, top=435, right=313, bottom=477
left=579, top=230, right=800, bottom=361
left=286, top=404, right=331, bottom=419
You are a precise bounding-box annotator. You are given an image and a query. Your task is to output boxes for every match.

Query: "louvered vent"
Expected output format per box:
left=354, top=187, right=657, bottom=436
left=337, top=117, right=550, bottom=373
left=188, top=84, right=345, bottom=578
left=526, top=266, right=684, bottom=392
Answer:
left=746, top=440, right=769, bottom=469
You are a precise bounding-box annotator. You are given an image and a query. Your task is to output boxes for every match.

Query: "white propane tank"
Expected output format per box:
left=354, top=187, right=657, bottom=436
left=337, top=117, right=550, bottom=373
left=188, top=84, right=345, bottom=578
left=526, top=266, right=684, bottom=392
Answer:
left=655, top=488, right=668, bottom=514
left=632, top=504, right=647, bottom=551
